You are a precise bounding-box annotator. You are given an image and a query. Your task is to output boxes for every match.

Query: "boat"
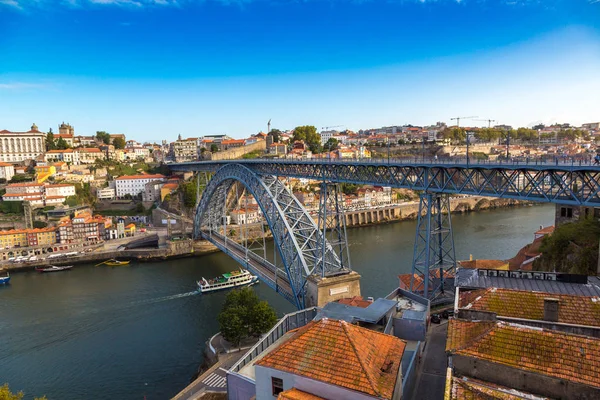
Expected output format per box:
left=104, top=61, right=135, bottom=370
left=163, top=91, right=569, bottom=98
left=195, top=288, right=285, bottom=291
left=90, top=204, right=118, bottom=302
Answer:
left=96, top=259, right=130, bottom=267
left=35, top=265, right=73, bottom=273
left=0, top=270, right=10, bottom=285
left=197, top=269, right=259, bottom=293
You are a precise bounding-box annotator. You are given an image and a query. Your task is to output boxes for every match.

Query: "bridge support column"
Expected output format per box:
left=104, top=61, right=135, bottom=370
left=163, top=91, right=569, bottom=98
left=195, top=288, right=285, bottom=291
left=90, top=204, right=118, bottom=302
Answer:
left=410, top=192, right=456, bottom=302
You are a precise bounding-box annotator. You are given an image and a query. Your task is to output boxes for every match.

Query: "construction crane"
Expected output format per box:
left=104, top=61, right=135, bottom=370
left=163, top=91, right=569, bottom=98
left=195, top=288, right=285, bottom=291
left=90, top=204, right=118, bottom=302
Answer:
left=450, top=116, right=478, bottom=165
left=474, top=118, right=496, bottom=128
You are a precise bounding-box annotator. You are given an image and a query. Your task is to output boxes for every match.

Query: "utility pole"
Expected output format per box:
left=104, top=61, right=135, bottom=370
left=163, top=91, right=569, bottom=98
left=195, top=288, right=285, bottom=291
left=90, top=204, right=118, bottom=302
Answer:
left=451, top=116, right=477, bottom=165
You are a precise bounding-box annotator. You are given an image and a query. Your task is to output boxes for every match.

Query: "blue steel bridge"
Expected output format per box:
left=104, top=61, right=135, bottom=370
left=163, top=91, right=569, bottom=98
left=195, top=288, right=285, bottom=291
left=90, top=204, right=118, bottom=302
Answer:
left=170, top=158, right=600, bottom=309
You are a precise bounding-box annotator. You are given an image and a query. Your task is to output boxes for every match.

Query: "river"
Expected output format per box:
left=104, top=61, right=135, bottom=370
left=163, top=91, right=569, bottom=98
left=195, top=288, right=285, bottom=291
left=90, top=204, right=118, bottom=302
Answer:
left=0, top=204, right=554, bottom=400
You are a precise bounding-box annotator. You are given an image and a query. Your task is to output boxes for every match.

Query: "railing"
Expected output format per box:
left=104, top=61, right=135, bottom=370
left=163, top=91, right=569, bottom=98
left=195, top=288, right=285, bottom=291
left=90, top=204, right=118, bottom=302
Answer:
left=229, top=307, right=318, bottom=374
left=401, top=341, right=422, bottom=398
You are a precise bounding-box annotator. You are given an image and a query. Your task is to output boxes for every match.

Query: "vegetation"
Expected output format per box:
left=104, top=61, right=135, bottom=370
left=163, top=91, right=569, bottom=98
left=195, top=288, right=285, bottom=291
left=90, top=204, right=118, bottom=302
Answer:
left=33, top=221, right=48, bottom=228
left=242, top=150, right=262, bottom=159
left=535, top=218, right=600, bottom=275
left=96, top=131, right=111, bottom=145
left=0, top=201, right=23, bottom=214
left=9, top=174, right=34, bottom=183
left=178, top=175, right=203, bottom=208
left=45, top=129, right=56, bottom=151
left=217, top=287, right=278, bottom=346
left=56, top=137, right=70, bottom=150
left=0, top=383, right=47, bottom=400
left=292, top=125, right=321, bottom=153
left=112, top=137, right=126, bottom=149
left=268, top=129, right=282, bottom=143
left=210, top=144, right=219, bottom=153
left=340, top=183, right=359, bottom=195
left=96, top=207, right=153, bottom=216
left=324, top=138, right=339, bottom=151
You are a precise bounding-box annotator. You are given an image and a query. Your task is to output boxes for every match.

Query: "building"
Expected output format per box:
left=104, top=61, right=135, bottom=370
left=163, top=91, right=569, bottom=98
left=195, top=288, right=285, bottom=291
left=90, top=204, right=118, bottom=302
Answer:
left=582, top=122, right=600, bottom=130
left=78, top=148, right=103, bottom=164
left=44, top=149, right=80, bottom=165
left=97, top=187, right=116, bottom=200
left=254, top=318, right=406, bottom=400
left=73, top=135, right=97, bottom=147
left=0, top=229, right=29, bottom=249
left=0, top=162, right=15, bottom=182
left=25, top=227, right=58, bottom=247
left=230, top=208, right=261, bottom=225
left=170, top=136, right=198, bottom=162
left=319, top=130, right=338, bottom=145
left=0, top=124, right=46, bottom=162
left=446, top=318, right=600, bottom=399
left=114, top=174, right=167, bottom=198
left=142, top=180, right=166, bottom=202
left=160, top=182, right=178, bottom=201
left=2, top=183, right=76, bottom=207
left=219, top=139, right=246, bottom=151
left=267, top=143, right=287, bottom=156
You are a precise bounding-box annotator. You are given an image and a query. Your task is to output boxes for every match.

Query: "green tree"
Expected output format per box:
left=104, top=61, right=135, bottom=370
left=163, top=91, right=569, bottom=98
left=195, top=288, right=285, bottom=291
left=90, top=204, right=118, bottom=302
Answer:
left=45, top=130, right=57, bottom=151
left=218, top=287, right=278, bottom=345
left=96, top=131, right=111, bottom=144
left=135, top=203, right=145, bottom=213
left=268, top=129, right=282, bottom=143
left=292, top=125, right=321, bottom=153
left=0, top=383, right=47, bottom=400
left=56, top=137, right=70, bottom=150
left=324, top=138, right=339, bottom=151
left=210, top=144, right=219, bottom=153
left=112, top=137, right=126, bottom=149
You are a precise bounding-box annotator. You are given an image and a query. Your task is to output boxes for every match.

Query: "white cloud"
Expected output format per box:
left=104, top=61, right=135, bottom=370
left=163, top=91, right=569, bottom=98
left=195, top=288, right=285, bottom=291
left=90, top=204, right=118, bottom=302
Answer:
left=0, top=82, right=52, bottom=90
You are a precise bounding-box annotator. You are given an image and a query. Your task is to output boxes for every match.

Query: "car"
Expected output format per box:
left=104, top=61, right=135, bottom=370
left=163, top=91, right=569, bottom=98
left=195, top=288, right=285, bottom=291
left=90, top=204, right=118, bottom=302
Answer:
left=442, top=309, right=454, bottom=319
left=430, top=314, right=441, bottom=324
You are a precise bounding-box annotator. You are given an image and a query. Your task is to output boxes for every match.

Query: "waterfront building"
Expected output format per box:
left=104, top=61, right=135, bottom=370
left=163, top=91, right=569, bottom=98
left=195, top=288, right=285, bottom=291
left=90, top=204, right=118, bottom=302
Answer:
left=254, top=318, right=406, bottom=400
left=25, top=227, right=58, bottom=247
left=0, top=162, right=15, bottom=182
left=0, top=124, right=46, bottom=162
left=114, top=174, right=166, bottom=198
left=0, top=229, right=29, bottom=249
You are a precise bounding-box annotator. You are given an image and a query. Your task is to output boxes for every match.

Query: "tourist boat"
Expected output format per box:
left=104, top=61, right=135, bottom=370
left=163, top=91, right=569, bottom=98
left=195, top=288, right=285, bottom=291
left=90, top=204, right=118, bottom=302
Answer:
left=0, top=270, right=10, bottom=285
left=96, top=259, right=130, bottom=267
left=197, top=269, right=259, bottom=293
left=35, top=265, right=73, bottom=273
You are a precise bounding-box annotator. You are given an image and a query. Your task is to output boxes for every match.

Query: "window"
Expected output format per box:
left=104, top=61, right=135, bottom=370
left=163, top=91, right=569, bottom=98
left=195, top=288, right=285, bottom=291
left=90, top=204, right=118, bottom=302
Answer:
left=271, top=377, right=284, bottom=396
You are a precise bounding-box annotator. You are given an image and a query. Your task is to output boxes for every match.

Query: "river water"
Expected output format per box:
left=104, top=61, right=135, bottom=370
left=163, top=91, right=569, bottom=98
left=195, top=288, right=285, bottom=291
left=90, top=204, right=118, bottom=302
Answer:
left=0, top=204, right=554, bottom=400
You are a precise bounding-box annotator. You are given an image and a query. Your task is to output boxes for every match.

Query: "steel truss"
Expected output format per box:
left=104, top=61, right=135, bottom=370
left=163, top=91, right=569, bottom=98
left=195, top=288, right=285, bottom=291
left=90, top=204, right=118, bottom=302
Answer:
left=410, top=193, right=456, bottom=300
left=194, top=163, right=348, bottom=309
left=174, top=160, right=600, bottom=206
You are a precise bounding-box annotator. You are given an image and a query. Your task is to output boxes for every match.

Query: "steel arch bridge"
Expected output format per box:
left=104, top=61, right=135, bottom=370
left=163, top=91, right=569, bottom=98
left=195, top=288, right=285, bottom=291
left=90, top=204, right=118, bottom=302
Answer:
left=194, top=163, right=350, bottom=309
left=172, top=158, right=600, bottom=306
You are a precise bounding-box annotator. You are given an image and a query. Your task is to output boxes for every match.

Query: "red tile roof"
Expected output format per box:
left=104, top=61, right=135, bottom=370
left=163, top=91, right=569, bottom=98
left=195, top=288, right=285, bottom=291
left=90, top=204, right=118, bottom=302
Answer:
left=446, top=319, right=600, bottom=388
left=337, top=296, right=373, bottom=308
left=459, top=287, right=600, bottom=327
left=115, top=174, right=166, bottom=180
left=535, top=225, right=555, bottom=236
left=277, top=389, right=324, bottom=400
left=222, top=139, right=246, bottom=145
left=457, top=259, right=508, bottom=270
left=0, top=162, right=13, bottom=167
left=446, top=373, right=551, bottom=400
left=256, top=319, right=405, bottom=399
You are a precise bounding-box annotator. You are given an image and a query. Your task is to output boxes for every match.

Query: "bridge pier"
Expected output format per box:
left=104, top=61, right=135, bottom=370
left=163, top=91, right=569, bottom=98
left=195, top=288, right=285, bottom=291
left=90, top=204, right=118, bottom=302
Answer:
left=410, top=192, right=456, bottom=302
left=305, top=271, right=362, bottom=307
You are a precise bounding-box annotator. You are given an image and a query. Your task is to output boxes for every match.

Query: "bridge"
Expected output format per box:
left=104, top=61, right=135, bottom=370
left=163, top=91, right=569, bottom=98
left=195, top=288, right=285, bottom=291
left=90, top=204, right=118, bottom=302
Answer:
left=171, top=157, right=600, bottom=308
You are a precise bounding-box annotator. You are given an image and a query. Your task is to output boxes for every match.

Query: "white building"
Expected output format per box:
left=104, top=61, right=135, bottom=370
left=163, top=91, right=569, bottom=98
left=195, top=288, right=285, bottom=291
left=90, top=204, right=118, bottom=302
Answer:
left=0, top=124, right=46, bottom=163
left=230, top=208, right=261, bottom=225
left=2, top=183, right=76, bottom=207
left=319, top=130, right=339, bottom=145
left=45, top=184, right=76, bottom=198
left=44, top=149, right=81, bottom=165
left=97, top=187, right=116, bottom=200
left=0, top=162, right=15, bottom=182
left=114, top=174, right=167, bottom=198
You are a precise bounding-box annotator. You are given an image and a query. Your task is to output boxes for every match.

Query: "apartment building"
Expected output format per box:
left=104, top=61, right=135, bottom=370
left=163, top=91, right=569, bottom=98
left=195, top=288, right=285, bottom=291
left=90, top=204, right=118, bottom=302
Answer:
left=170, top=136, right=198, bottom=162
left=115, top=174, right=167, bottom=198
left=0, top=162, right=15, bottom=181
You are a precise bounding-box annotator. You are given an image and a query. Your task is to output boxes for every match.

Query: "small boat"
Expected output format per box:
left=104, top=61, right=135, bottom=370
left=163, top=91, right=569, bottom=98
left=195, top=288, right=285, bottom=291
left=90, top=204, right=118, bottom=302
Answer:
left=36, top=265, right=73, bottom=273
left=197, top=269, right=259, bottom=293
left=96, top=259, right=130, bottom=267
left=0, top=270, right=10, bottom=285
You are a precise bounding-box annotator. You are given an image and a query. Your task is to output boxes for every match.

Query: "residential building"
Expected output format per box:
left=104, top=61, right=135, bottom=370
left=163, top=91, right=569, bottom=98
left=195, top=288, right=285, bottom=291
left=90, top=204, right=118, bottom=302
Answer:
left=582, top=122, right=600, bottom=130
left=25, top=227, right=58, bottom=247
left=142, top=180, right=165, bottom=202
left=44, top=149, right=81, bottom=165
left=45, top=184, right=76, bottom=198
left=230, top=208, right=261, bottom=224
left=114, top=174, right=167, bottom=198
left=34, top=165, right=56, bottom=183
left=0, top=124, right=46, bottom=162
left=4, top=182, right=44, bottom=195
left=267, top=143, right=287, bottom=155
left=109, top=133, right=126, bottom=142
left=2, top=183, right=75, bottom=207
left=319, top=130, right=339, bottom=145
left=446, top=318, right=600, bottom=399
left=0, top=229, right=29, bottom=249
left=97, top=187, right=116, bottom=200
left=0, top=162, right=15, bottom=181
left=253, top=318, right=406, bottom=400
left=78, top=148, right=103, bottom=164
left=170, top=135, right=198, bottom=162
left=73, top=135, right=97, bottom=147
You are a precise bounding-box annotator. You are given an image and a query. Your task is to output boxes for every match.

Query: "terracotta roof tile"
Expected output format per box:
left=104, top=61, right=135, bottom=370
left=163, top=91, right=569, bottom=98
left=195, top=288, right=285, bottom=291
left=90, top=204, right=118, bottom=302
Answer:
left=338, top=296, right=373, bottom=308
left=458, top=260, right=508, bottom=270
left=447, top=319, right=600, bottom=388
left=256, top=319, right=406, bottom=399
left=458, top=287, right=600, bottom=327
left=447, top=374, right=551, bottom=400
left=115, top=174, right=166, bottom=180
left=277, top=389, right=324, bottom=400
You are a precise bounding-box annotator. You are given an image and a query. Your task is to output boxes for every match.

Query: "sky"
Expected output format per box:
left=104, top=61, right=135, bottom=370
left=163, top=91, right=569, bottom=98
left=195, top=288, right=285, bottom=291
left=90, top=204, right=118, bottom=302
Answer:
left=0, top=0, right=599, bottom=142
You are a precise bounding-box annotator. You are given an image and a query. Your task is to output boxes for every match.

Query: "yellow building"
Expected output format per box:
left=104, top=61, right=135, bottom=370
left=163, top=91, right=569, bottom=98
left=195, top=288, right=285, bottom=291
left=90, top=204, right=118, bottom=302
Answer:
left=160, top=182, right=179, bottom=201
left=0, top=230, right=28, bottom=249
left=34, top=165, right=57, bottom=183
left=28, top=228, right=58, bottom=247
left=124, top=223, right=136, bottom=237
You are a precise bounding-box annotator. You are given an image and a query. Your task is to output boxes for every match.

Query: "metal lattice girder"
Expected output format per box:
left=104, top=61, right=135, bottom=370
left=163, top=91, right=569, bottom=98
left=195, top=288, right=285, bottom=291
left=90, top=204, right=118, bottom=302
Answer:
left=194, top=163, right=347, bottom=309
left=316, top=183, right=352, bottom=277
left=173, top=160, right=600, bottom=206
left=410, top=193, right=456, bottom=300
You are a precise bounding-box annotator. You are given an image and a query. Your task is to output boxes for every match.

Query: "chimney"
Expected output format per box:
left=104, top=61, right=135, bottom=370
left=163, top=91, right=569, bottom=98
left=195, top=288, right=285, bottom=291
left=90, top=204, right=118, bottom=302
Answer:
left=543, top=298, right=559, bottom=322
left=470, top=254, right=473, bottom=261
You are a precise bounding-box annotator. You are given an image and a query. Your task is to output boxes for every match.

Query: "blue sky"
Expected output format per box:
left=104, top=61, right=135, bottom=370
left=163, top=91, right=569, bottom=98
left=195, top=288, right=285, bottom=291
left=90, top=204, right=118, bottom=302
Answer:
left=1, top=0, right=599, bottom=141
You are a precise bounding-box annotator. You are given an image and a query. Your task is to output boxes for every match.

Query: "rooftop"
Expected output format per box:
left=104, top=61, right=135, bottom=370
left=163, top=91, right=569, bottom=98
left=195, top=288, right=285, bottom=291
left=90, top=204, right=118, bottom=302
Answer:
left=457, top=259, right=508, bottom=270
left=459, top=287, right=600, bottom=327
left=255, top=318, right=406, bottom=399
left=115, top=174, right=166, bottom=180
left=314, top=297, right=397, bottom=324
left=455, top=267, right=600, bottom=297
left=277, top=389, right=324, bottom=400
left=446, top=319, right=600, bottom=389
left=445, top=371, right=550, bottom=400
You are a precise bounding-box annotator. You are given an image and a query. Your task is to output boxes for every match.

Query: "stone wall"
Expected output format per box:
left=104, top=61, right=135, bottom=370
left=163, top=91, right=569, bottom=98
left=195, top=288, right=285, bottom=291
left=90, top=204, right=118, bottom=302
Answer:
left=203, top=140, right=266, bottom=161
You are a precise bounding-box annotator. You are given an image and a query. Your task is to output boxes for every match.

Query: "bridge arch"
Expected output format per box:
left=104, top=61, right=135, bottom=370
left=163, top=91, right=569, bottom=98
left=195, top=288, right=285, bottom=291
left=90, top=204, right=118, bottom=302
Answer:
left=194, top=163, right=345, bottom=308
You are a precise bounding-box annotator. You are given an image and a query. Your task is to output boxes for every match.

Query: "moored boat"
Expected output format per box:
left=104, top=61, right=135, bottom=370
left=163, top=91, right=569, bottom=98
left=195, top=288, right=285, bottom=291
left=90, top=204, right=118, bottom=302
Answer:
left=0, top=270, right=10, bottom=285
left=96, top=259, right=130, bottom=266
left=36, top=265, right=73, bottom=273
left=197, top=269, right=259, bottom=293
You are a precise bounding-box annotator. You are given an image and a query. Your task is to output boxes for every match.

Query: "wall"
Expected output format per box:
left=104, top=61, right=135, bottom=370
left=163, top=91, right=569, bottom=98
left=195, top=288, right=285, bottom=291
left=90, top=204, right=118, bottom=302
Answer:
left=305, top=271, right=362, bottom=307
left=452, top=354, right=600, bottom=400
left=440, top=144, right=494, bottom=156
left=205, top=140, right=267, bottom=161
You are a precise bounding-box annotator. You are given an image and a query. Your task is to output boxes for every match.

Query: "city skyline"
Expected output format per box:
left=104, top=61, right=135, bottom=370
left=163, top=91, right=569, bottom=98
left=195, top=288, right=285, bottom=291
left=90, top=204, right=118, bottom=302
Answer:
left=1, top=0, right=599, bottom=141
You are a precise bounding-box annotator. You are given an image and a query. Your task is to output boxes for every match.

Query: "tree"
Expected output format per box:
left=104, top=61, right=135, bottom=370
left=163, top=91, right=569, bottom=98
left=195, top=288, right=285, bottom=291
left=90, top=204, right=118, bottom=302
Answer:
left=268, top=129, right=282, bottom=143
left=324, top=138, right=339, bottom=151
left=210, top=144, right=219, bottom=153
left=292, top=125, right=321, bottom=153
left=56, top=137, right=70, bottom=150
left=217, top=287, right=278, bottom=346
left=0, top=383, right=47, bottom=400
left=45, top=131, right=56, bottom=151
left=112, top=137, right=126, bottom=149
left=96, top=131, right=111, bottom=144
left=135, top=203, right=145, bottom=213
